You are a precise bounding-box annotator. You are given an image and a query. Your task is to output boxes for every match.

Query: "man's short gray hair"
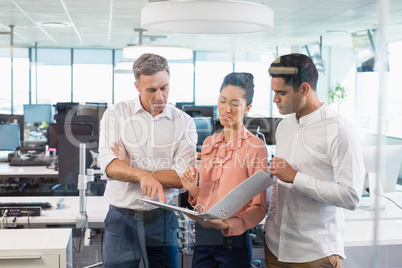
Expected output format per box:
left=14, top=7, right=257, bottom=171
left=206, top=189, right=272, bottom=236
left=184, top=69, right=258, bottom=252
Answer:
left=132, top=53, right=170, bottom=82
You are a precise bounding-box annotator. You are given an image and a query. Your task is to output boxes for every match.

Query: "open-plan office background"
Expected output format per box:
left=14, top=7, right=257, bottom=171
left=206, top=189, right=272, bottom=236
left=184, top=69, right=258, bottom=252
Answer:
left=1, top=43, right=402, bottom=268
left=1, top=43, right=402, bottom=139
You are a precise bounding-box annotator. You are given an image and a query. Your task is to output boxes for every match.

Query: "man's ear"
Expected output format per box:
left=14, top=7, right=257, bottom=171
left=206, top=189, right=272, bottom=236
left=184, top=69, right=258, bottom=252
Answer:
left=134, top=81, right=140, bottom=93
left=300, top=82, right=311, bottom=96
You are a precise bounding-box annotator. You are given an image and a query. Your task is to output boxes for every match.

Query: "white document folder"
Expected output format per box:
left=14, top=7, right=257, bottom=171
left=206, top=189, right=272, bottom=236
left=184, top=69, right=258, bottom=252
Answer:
left=140, top=169, right=273, bottom=220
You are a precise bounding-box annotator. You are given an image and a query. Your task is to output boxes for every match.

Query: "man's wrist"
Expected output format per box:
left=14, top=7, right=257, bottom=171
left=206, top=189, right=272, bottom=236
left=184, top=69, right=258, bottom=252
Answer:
left=132, top=169, right=150, bottom=183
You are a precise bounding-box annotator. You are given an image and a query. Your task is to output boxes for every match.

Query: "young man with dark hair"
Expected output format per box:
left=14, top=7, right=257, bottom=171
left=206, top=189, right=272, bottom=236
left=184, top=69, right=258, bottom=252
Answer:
left=263, top=53, right=365, bottom=268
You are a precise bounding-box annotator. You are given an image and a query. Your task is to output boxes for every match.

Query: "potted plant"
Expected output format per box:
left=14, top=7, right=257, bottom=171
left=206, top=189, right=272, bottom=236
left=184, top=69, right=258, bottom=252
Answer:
left=328, top=82, right=349, bottom=104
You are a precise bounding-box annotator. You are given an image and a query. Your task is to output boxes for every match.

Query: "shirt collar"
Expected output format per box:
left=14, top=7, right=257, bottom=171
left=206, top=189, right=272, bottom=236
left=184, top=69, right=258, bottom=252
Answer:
left=208, top=125, right=250, bottom=152
left=133, top=95, right=173, bottom=120
left=297, top=103, right=326, bottom=127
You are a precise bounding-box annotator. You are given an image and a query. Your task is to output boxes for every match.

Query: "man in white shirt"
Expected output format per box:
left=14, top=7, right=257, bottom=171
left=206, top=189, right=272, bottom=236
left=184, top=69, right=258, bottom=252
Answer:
left=99, top=53, right=197, bottom=268
left=263, top=53, right=365, bottom=268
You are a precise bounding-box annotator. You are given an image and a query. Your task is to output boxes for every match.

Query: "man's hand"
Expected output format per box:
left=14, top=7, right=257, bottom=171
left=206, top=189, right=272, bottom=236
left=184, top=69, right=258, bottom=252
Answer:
left=139, top=170, right=167, bottom=203
left=269, top=157, right=297, bottom=183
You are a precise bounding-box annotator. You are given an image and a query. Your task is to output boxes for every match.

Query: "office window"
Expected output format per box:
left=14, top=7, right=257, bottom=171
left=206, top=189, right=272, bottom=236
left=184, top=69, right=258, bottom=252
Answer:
left=194, top=52, right=233, bottom=105
left=356, top=41, right=402, bottom=138
left=168, top=59, right=194, bottom=104
left=12, top=49, right=30, bottom=115
left=73, top=49, right=113, bottom=103
left=114, top=72, right=137, bottom=104
left=114, top=50, right=137, bottom=104
left=385, top=41, right=402, bottom=137
left=234, top=53, right=275, bottom=117
left=0, top=48, right=29, bottom=114
left=13, top=54, right=30, bottom=114
left=0, top=48, right=12, bottom=114
left=113, top=51, right=193, bottom=105
left=35, top=48, right=71, bottom=105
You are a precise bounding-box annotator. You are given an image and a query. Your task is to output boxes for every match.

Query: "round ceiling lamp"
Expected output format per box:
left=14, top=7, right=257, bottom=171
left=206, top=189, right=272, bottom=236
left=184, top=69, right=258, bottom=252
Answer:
left=141, top=0, right=274, bottom=34
left=123, top=28, right=193, bottom=60
left=123, top=45, right=193, bottom=60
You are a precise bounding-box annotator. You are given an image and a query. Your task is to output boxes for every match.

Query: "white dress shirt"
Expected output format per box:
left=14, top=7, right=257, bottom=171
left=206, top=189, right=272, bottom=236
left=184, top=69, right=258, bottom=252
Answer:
left=264, top=104, right=365, bottom=262
left=99, top=96, right=197, bottom=210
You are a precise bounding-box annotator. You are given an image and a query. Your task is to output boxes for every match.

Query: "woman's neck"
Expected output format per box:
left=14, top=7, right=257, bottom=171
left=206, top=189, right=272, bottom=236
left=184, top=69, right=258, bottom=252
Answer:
left=222, top=125, right=242, bottom=141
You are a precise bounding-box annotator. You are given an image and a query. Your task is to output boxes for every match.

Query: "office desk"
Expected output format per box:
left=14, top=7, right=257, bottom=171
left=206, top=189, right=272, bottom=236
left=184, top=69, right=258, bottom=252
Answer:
left=0, top=163, right=58, bottom=178
left=343, top=193, right=402, bottom=268
left=0, top=196, right=108, bottom=228
left=1, top=193, right=402, bottom=267
left=0, top=228, right=72, bottom=268
left=344, top=192, right=402, bottom=222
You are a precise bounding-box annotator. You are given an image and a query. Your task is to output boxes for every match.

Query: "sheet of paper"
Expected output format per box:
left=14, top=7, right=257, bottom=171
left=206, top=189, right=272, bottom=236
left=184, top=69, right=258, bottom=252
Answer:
left=140, top=169, right=273, bottom=219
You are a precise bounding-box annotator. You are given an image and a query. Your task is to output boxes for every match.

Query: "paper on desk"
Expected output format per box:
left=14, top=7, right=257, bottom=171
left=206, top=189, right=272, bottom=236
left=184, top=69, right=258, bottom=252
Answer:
left=140, top=169, right=273, bottom=220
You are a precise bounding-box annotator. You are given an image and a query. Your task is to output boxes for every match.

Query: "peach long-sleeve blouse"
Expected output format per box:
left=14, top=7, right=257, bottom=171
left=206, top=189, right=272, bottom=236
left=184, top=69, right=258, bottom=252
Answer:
left=189, top=125, right=268, bottom=237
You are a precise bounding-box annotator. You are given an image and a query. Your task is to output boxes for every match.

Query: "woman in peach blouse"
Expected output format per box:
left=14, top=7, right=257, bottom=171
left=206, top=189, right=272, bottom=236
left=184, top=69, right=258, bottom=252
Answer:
left=180, top=72, right=268, bottom=268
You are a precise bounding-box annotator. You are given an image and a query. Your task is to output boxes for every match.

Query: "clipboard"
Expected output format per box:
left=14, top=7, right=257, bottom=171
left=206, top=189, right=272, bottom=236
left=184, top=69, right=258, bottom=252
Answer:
left=140, top=169, right=273, bottom=220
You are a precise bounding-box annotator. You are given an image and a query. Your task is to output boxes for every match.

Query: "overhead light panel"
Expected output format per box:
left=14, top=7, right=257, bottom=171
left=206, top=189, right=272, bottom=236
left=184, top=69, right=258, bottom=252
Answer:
left=141, top=0, right=274, bottom=34
left=123, top=45, right=193, bottom=60
left=123, top=28, right=193, bottom=60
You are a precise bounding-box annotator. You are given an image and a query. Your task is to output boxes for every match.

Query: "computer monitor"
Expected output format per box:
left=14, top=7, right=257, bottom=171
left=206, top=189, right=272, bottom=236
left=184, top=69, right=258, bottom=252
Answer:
left=47, top=123, right=93, bottom=150
left=182, top=105, right=217, bottom=121
left=23, top=104, right=52, bottom=124
left=362, top=145, right=402, bottom=193
left=78, top=102, right=108, bottom=119
left=54, top=114, right=100, bottom=135
left=55, top=102, right=79, bottom=115
left=58, top=135, right=99, bottom=185
left=243, top=117, right=282, bottom=145
left=175, top=102, right=194, bottom=110
left=193, top=117, right=214, bottom=151
left=0, top=123, right=20, bottom=151
left=0, top=114, right=24, bottom=141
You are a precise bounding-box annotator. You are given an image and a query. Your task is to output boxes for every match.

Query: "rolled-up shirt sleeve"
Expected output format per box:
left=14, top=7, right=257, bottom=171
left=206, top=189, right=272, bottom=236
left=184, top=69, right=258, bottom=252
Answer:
left=171, top=115, right=197, bottom=176
left=98, top=106, right=119, bottom=180
left=292, top=120, right=365, bottom=210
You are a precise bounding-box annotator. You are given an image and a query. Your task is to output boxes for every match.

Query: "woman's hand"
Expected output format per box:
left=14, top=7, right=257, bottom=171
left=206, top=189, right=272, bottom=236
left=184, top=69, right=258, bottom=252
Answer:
left=111, top=140, right=130, bottom=166
left=185, top=213, right=229, bottom=231
left=180, top=166, right=199, bottom=196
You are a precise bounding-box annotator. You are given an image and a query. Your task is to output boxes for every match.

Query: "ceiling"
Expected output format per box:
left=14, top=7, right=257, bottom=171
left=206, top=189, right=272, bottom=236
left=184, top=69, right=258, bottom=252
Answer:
left=1, top=0, right=402, bottom=53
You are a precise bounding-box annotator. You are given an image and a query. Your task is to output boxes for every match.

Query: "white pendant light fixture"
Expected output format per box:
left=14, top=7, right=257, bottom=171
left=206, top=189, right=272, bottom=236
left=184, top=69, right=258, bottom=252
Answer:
left=141, top=0, right=274, bottom=34
left=123, top=45, right=193, bottom=60
left=123, top=28, right=193, bottom=60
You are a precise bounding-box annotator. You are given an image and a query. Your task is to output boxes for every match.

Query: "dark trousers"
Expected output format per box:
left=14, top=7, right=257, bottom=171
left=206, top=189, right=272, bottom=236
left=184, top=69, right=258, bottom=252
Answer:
left=103, top=205, right=179, bottom=268
left=191, top=223, right=252, bottom=268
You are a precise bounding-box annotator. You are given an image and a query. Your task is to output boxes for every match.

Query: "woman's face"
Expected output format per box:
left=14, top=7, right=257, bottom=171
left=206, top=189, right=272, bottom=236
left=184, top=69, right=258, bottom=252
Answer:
left=218, top=85, right=251, bottom=131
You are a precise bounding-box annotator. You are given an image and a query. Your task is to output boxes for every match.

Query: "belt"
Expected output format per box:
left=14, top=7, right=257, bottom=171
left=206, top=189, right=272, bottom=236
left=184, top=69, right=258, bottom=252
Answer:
left=110, top=205, right=171, bottom=220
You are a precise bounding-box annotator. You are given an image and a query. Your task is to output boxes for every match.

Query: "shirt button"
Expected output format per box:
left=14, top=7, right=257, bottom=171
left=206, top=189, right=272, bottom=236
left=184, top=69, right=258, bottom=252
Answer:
left=228, top=246, right=233, bottom=251
left=227, top=239, right=232, bottom=244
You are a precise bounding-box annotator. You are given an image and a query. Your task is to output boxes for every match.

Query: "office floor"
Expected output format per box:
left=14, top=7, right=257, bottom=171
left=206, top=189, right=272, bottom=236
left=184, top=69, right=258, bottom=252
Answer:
left=72, top=229, right=104, bottom=268
left=71, top=227, right=266, bottom=268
